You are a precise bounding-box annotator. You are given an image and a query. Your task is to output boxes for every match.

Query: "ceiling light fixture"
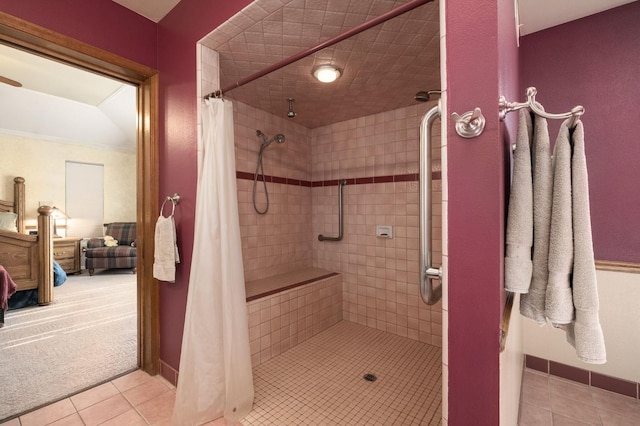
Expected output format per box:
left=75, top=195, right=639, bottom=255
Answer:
left=312, top=65, right=342, bottom=83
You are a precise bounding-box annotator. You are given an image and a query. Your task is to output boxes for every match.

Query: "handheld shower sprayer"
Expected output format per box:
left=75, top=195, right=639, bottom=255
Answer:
left=256, top=130, right=286, bottom=151
left=256, top=129, right=268, bottom=145
left=253, top=130, right=286, bottom=214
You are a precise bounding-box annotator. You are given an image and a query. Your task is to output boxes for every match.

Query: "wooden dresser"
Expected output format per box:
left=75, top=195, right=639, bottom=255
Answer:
left=53, top=237, right=81, bottom=274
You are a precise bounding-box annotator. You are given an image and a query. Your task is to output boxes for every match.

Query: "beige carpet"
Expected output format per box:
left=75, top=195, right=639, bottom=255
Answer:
left=0, top=270, right=137, bottom=421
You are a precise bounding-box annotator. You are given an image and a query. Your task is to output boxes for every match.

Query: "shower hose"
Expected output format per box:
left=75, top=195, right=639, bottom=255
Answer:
left=252, top=149, right=269, bottom=214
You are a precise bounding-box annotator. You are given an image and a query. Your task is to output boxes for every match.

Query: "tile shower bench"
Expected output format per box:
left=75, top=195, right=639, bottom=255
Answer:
left=246, top=267, right=342, bottom=366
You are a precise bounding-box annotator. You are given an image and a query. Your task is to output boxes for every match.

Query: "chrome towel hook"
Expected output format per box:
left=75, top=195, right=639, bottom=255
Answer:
left=451, top=107, right=486, bottom=138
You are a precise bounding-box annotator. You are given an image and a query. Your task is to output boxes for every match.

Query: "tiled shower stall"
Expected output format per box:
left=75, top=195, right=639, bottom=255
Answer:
left=199, top=39, right=442, bottom=375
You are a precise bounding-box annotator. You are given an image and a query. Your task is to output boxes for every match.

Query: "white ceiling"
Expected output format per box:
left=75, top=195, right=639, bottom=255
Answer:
left=517, top=0, right=637, bottom=36
left=0, top=44, right=137, bottom=152
left=0, top=44, right=124, bottom=106
left=111, top=0, right=181, bottom=23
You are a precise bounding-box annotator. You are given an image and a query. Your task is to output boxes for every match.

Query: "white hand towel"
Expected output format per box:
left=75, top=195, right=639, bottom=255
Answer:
left=504, top=109, right=534, bottom=293
left=153, top=215, right=180, bottom=282
left=564, top=120, right=606, bottom=364
left=545, top=120, right=575, bottom=325
left=520, top=107, right=552, bottom=323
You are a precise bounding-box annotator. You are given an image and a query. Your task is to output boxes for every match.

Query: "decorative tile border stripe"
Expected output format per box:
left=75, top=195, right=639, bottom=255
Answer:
left=246, top=272, right=340, bottom=302
left=236, top=171, right=440, bottom=187
left=236, top=171, right=312, bottom=187
left=525, top=354, right=639, bottom=399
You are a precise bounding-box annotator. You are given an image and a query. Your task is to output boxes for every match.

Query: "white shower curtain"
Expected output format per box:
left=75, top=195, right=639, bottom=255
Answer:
left=172, top=98, right=254, bottom=425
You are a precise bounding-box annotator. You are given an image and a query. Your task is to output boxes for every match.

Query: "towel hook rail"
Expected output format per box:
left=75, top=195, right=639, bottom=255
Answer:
left=499, top=87, right=584, bottom=128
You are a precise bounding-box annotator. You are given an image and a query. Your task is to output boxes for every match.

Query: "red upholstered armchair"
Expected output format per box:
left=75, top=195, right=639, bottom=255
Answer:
left=85, top=222, right=137, bottom=276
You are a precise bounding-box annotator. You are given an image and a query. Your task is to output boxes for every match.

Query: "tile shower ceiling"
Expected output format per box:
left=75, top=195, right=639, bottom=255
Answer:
left=200, top=0, right=440, bottom=129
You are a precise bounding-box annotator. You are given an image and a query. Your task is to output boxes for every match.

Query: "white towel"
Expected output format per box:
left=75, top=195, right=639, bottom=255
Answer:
left=545, top=121, right=575, bottom=325
left=564, top=120, right=606, bottom=364
left=504, top=109, right=534, bottom=293
left=153, top=214, right=180, bottom=282
left=520, top=107, right=552, bottom=323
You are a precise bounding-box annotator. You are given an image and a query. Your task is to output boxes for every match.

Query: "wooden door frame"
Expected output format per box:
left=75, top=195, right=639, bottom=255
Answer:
left=0, top=12, right=160, bottom=374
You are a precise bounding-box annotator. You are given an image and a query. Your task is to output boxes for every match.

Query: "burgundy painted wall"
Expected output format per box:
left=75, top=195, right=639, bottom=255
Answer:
left=520, top=2, right=640, bottom=263
left=445, top=0, right=517, bottom=422
left=0, top=0, right=157, bottom=69
left=156, top=0, right=253, bottom=369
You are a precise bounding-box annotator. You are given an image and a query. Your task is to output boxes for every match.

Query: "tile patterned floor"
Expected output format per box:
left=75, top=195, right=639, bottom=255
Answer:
left=518, top=368, right=640, bottom=425
left=4, top=326, right=640, bottom=425
left=0, top=370, right=177, bottom=426
left=244, top=321, right=442, bottom=425
left=6, top=324, right=640, bottom=426
left=1, top=321, right=442, bottom=426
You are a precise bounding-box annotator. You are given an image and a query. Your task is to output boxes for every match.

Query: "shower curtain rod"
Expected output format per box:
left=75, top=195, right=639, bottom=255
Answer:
left=204, top=0, right=434, bottom=99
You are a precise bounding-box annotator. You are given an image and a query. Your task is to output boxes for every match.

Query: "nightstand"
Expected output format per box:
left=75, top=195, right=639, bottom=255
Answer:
left=53, top=237, right=82, bottom=274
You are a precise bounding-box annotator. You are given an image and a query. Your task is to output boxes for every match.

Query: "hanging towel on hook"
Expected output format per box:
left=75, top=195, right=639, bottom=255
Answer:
left=504, top=109, right=533, bottom=293
left=545, top=120, right=575, bottom=325
left=564, top=120, right=606, bottom=364
left=153, top=207, right=180, bottom=283
left=520, top=105, right=552, bottom=323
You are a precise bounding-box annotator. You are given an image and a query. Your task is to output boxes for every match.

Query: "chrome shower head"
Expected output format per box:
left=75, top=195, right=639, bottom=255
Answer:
left=415, top=90, right=442, bottom=102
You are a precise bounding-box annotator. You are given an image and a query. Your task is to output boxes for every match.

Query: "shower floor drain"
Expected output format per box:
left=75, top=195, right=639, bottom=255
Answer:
left=363, top=373, right=377, bottom=382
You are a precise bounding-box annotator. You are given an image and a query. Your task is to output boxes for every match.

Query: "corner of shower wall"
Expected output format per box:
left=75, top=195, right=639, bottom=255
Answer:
left=196, top=43, right=220, bottom=171
left=198, top=44, right=220, bottom=98
left=234, top=105, right=314, bottom=282
left=439, top=0, right=449, bottom=423
left=196, top=42, right=314, bottom=283
left=308, top=103, right=444, bottom=350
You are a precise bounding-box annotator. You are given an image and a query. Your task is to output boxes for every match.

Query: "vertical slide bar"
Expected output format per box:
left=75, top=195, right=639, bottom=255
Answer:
left=419, top=103, right=443, bottom=305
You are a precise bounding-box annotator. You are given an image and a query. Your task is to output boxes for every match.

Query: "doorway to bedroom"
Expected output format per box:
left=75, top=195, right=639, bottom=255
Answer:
left=0, top=43, right=138, bottom=420
left=0, top=15, right=158, bottom=421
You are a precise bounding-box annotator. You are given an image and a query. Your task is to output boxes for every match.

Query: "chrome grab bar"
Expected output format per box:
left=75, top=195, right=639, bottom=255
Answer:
left=419, top=103, right=443, bottom=305
left=318, top=179, right=347, bottom=242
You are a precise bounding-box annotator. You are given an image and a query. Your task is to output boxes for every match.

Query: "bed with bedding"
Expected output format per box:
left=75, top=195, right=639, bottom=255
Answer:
left=0, top=177, right=55, bottom=307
